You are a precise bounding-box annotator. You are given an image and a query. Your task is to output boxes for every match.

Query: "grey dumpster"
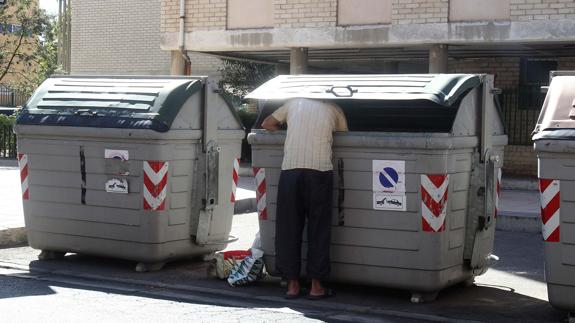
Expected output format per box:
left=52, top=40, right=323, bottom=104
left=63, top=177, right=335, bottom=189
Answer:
left=247, top=74, right=507, bottom=302
left=15, top=76, right=244, bottom=271
left=533, top=71, right=575, bottom=316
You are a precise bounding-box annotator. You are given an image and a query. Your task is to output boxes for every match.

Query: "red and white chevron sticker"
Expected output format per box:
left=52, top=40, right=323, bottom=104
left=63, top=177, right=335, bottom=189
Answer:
left=143, top=161, right=169, bottom=211
left=421, top=174, right=449, bottom=232
left=495, top=168, right=501, bottom=218
left=540, top=179, right=560, bottom=242
left=18, top=153, right=29, bottom=200
left=230, top=158, right=240, bottom=203
left=253, top=167, right=267, bottom=220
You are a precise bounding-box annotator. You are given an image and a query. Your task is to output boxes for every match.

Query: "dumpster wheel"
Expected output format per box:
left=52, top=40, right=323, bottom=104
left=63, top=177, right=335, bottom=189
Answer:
left=135, top=261, right=166, bottom=272
left=410, top=291, right=439, bottom=303
left=38, top=250, right=66, bottom=261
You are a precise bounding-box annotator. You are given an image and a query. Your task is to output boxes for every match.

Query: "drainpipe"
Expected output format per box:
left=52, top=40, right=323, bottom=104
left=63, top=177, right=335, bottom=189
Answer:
left=179, top=0, right=191, bottom=70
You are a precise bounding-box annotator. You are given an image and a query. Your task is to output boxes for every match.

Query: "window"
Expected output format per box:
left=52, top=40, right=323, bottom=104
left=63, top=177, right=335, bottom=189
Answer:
left=227, top=0, right=273, bottom=29
left=0, top=24, right=22, bottom=34
left=450, top=0, right=510, bottom=22
left=338, top=0, right=391, bottom=26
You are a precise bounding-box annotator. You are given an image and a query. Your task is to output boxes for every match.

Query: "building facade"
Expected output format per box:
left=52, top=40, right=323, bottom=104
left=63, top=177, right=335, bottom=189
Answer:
left=70, top=0, right=171, bottom=75
left=70, top=0, right=223, bottom=77
left=160, top=0, right=575, bottom=175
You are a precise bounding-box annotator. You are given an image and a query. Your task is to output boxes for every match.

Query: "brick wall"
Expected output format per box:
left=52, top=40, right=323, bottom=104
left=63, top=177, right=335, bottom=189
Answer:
left=188, top=52, right=223, bottom=78
left=449, top=58, right=520, bottom=88
left=392, top=0, right=449, bottom=24
left=510, top=0, right=575, bottom=21
left=160, top=0, right=574, bottom=32
left=159, top=0, right=575, bottom=33
left=161, top=0, right=452, bottom=32
left=503, top=145, right=537, bottom=176
left=72, top=0, right=170, bottom=75
left=450, top=57, right=575, bottom=88
left=275, top=0, right=337, bottom=28
left=162, top=0, right=227, bottom=32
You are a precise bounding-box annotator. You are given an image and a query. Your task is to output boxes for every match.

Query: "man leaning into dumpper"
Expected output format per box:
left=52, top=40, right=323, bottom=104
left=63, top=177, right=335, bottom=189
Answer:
left=262, top=97, right=348, bottom=300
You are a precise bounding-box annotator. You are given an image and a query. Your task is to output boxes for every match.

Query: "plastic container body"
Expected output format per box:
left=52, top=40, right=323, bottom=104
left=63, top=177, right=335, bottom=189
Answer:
left=247, top=74, right=507, bottom=296
left=15, top=77, right=244, bottom=266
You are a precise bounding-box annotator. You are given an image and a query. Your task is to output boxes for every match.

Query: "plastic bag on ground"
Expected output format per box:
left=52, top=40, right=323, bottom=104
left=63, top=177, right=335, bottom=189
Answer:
left=209, top=250, right=252, bottom=280
left=227, top=248, right=266, bottom=286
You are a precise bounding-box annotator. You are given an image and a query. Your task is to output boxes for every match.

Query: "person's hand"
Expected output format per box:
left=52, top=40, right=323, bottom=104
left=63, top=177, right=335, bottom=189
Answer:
left=261, top=115, right=281, bottom=131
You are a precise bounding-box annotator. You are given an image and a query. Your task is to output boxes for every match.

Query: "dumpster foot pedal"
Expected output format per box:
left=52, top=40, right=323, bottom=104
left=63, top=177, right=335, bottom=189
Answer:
left=38, top=250, right=66, bottom=261
left=410, top=292, right=438, bottom=303
left=135, top=262, right=166, bottom=272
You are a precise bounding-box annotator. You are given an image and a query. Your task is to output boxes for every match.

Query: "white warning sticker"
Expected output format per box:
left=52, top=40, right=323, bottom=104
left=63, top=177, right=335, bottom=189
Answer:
left=373, top=160, right=406, bottom=211
left=105, top=149, right=129, bottom=161
left=373, top=192, right=407, bottom=211
left=105, top=178, right=129, bottom=194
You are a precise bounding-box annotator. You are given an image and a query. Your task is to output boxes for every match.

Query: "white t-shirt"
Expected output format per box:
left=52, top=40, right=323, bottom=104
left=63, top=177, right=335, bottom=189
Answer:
left=271, top=98, right=348, bottom=171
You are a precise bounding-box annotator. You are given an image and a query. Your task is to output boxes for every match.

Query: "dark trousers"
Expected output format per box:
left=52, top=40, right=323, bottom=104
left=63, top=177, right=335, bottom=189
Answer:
left=275, top=168, right=333, bottom=280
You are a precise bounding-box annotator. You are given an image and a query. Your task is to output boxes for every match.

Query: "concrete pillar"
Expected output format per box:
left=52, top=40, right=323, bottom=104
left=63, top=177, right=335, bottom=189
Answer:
left=429, top=44, right=448, bottom=74
left=171, top=51, right=187, bottom=75
left=290, top=48, right=308, bottom=75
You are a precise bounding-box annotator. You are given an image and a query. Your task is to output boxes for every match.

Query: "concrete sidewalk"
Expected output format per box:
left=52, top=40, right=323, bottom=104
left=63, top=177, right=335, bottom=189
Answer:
left=0, top=162, right=541, bottom=247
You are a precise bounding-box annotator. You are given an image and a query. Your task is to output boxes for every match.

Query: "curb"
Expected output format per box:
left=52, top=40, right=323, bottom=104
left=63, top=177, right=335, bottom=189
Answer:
left=234, top=198, right=257, bottom=214
left=496, top=211, right=541, bottom=233
left=0, top=158, right=18, bottom=167
left=0, top=227, right=27, bottom=248
left=238, top=166, right=253, bottom=177
left=0, top=261, right=480, bottom=323
left=502, top=176, right=538, bottom=191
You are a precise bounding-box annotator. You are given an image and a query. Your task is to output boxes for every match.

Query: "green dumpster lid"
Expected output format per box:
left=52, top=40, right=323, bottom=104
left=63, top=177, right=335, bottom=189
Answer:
left=245, top=74, right=481, bottom=107
left=17, top=76, right=204, bottom=132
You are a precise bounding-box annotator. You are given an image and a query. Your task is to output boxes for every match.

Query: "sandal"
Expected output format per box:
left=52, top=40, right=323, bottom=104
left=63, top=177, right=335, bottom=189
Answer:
left=307, top=287, right=335, bottom=300
left=284, top=287, right=308, bottom=300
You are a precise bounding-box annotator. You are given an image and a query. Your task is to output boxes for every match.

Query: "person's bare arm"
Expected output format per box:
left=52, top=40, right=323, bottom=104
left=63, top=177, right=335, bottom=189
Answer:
left=261, top=115, right=281, bottom=131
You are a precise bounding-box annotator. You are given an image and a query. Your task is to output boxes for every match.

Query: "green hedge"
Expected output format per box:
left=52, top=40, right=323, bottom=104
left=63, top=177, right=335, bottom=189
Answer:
left=0, top=114, right=17, bottom=159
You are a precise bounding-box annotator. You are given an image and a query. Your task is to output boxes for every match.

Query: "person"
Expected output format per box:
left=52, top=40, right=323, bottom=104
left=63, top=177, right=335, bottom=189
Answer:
left=261, top=97, right=348, bottom=299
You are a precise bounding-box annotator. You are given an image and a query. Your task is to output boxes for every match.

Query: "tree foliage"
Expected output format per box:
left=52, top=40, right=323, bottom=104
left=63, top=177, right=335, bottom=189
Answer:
left=0, top=0, right=57, bottom=96
left=217, top=59, right=276, bottom=102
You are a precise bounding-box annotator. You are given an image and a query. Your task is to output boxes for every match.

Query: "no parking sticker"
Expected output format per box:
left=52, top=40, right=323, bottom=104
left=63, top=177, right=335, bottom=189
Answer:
left=372, top=160, right=406, bottom=211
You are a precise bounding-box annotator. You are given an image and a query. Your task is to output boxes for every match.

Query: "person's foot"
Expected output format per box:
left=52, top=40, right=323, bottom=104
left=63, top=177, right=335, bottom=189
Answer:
left=285, top=279, right=300, bottom=299
left=308, top=278, right=325, bottom=297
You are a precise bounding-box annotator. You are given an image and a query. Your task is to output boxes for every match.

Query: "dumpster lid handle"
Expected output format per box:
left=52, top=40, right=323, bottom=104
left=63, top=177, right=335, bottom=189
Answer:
left=325, top=86, right=358, bottom=98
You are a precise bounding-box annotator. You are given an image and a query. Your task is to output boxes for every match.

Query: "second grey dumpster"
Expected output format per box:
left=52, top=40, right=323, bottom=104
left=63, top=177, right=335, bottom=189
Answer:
left=247, top=74, right=507, bottom=302
left=15, top=76, right=244, bottom=271
left=533, top=71, right=575, bottom=315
